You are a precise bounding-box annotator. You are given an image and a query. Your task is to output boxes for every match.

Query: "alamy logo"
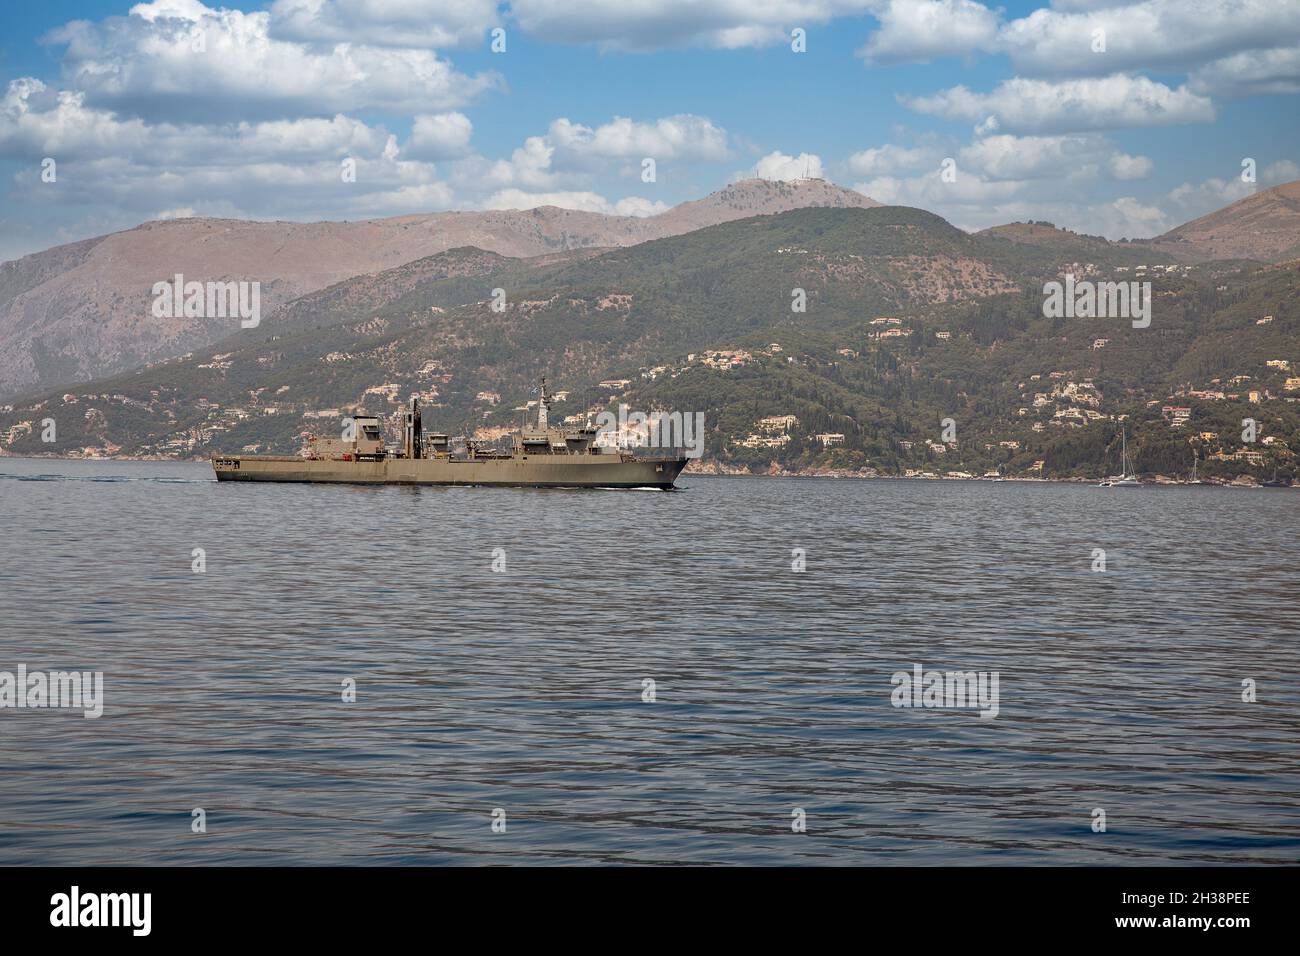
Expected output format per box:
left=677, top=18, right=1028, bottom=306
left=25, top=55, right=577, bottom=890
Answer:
left=1043, top=274, right=1150, bottom=328
left=891, top=663, right=999, bottom=719
left=594, top=404, right=705, bottom=458
left=0, top=665, right=103, bottom=718
left=50, top=886, right=151, bottom=936
left=152, top=273, right=260, bottom=328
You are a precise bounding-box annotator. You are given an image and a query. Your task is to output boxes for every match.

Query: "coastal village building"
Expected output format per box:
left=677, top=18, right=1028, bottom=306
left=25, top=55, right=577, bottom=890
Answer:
left=735, top=433, right=791, bottom=449
left=699, top=350, right=751, bottom=370
left=757, top=415, right=799, bottom=433
left=1213, top=448, right=1266, bottom=466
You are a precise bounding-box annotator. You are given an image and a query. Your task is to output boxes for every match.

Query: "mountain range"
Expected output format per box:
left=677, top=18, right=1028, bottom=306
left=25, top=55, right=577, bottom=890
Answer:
left=6, top=178, right=1300, bottom=402
left=0, top=178, right=878, bottom=399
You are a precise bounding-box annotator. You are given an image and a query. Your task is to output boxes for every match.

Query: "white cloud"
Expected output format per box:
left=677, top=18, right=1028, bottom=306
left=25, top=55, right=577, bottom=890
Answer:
left=855, top=1, right=1300, bottom=98
left=854, top=169, right=1022, bottom=206
left=130, top=0, right=211, bottom=21
left=509, top=0, right=874, bottom=51
left=548, top=115, right=730, bottom=161
left=1080, top=196, right=1172, bottom=237
left=49, top=2, right=501, bottom=120
left=855, top=172, right=1176, bottom=238
left=0, top=79, right=397, bottom=165
left=1263, top=159, right=1300, bottom=184
left=613, top=196, right=669, bottom=216
left=742, top=150, right=825, bottom=181
left=1107, top=152, right=1152, bottom=180
left=847, top=134, right=1206, bottom=239
left=447, top=135, right=562, bottom=192
left=998, top=0, right=1300, bottom=79
left=957, top=133, right=1151, bottom=181
left=1166, top=176, right=1256, bottom=219
left=0, top=79, right=151, bottom=159
left=405, top=113, right=474, bottom=160
left=1189, top=45, right=1300, bottom=96
left=441, top=114, right=730, bottom=196
left=903, top=74, right=1215, bottom=133
left=858, top=0, right=1001, bottom=64
left=269, top=0, right=500, bottom=48
left=482, top=188, right=663, bottom=216
left=845, top=143, right=941, bottom=176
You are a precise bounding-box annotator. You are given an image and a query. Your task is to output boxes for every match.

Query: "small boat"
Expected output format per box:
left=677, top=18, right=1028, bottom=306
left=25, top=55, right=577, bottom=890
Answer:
left=1099, top=425, right=1141, bottom=487
left=1262, top=466, right=1289, bottom=488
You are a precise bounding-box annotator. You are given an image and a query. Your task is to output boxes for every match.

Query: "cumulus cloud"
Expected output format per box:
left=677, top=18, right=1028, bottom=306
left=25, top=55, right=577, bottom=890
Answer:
left=47, top=1, right=501, bottom=121
left=1165, top=176, right=1256, bottom=219
left=440, top=114, right=730, bottom=195
left=957, top=133, right=1151, bottom=181
left=845, top=133, right=1252, bottom=239
left=613, top=196, right=669, bottom=216
left=998, top=0, right=1300, bottom=79
left=854, top=169, right=1022, bottom=206
left=482, top=188, right=663, bottom=215
left=0, top=78, right=394, bottom=164
left=854, top=169, right=1176, bottom=237
left=902, top=74, right=1215, bottom=133
left=509, top=0, right=874, bottom=51
left=405, top=113, right=474, bottom=160
left=739, top=150, right=825, bottom=181
left=1263, top=159, right=1300, bottom=183
left=548, top=115, right=730, bottom=162
left=1107, top=152, right=1152, bottom=180
left=269, top=0, right=500, bottom=48
left=856, top=1, right=1300, bottom=101
left=0, top=79, right=151, bottom=159
left=1, top=75, right=703, bottom=255
left=845, top=143, right=942, bottom=176
left=1189, top=45, right=1300, bottom=96
left=858, top=0, right=1001, bottom=64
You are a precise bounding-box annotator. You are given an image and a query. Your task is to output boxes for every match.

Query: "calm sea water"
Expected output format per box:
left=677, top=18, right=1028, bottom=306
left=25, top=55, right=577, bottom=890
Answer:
left=0, top=457, right=1296, bottom=866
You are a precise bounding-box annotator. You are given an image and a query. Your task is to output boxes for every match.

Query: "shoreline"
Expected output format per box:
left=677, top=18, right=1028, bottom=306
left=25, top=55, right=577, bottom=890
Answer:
left=1, top=452, right=1288, bottom=487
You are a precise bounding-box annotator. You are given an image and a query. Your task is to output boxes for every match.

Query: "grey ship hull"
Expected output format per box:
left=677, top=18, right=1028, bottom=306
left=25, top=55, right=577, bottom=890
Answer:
left=212, top=453, right=688, bottom=489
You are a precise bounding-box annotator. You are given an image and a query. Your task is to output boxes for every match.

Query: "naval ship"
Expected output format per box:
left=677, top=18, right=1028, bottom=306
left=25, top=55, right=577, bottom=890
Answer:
left=211, top=380, right=689, bottom=489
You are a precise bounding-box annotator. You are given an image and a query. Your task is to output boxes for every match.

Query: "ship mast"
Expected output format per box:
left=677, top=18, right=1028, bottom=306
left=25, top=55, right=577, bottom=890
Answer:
left=537, top=377, right=550, bottom=430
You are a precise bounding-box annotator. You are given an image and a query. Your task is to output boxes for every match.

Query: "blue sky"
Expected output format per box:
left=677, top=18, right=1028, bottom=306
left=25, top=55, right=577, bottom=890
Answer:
left=1, top=0, right=1297, bottom=261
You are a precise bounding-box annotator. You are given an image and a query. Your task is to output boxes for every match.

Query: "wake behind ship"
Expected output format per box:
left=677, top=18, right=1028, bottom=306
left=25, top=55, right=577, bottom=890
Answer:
left=211, top=380, right=688, bottom=489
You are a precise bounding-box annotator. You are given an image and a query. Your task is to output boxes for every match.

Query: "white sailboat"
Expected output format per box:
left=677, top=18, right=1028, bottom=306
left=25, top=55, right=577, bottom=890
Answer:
left=1099, top=425, right=1141, bottom=487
